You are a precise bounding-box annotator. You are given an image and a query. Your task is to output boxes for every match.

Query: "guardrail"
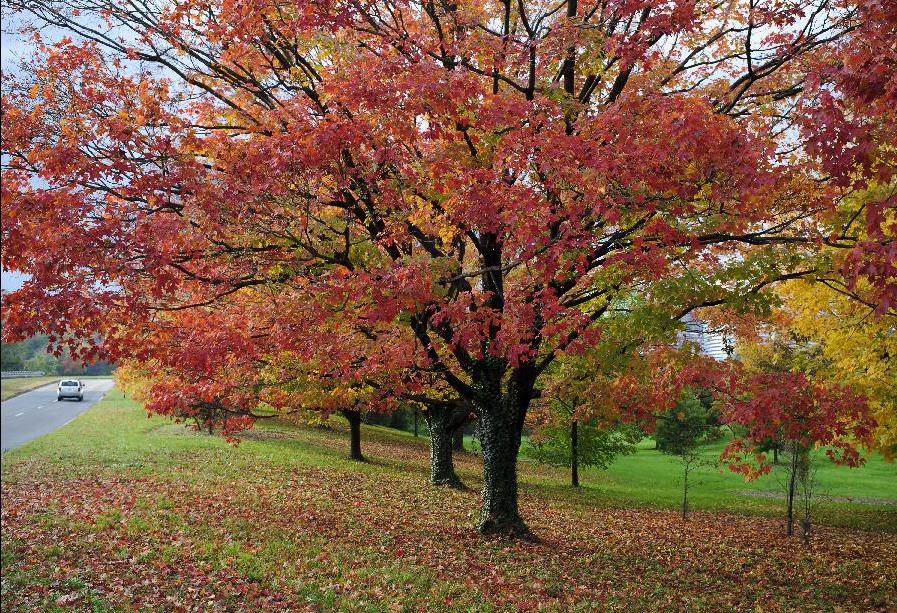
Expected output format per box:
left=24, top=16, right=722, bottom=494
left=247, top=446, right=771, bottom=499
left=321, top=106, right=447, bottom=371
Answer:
left=0, top=371, right=46, bottom=379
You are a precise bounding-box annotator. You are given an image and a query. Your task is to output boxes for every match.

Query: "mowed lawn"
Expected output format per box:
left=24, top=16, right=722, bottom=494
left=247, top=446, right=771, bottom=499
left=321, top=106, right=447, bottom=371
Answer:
left=0, top=377, right=60, bottom=402
left=2, top=390, right=895, bottom=611
left=517, top=437, right=897, bottom=529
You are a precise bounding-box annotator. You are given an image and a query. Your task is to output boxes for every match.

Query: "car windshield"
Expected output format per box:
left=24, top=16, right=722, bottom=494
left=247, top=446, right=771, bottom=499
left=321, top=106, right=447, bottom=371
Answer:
left=60, top=381, right=79, bottom=386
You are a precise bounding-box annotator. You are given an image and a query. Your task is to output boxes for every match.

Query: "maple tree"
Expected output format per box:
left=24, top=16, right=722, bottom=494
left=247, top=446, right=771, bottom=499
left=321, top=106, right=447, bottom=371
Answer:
left=527, top=329, right=674, bottom=487
left=589, top=328, right=878, bottom=532
left=797, top=1, right=897, bottom=314
left=719, top=364, right=876, bottom=534
left=774, top=277, right=897, bottom=460
left=2, top=0, right=894, bottom=534
left=732, top=180, right=897, bottom=461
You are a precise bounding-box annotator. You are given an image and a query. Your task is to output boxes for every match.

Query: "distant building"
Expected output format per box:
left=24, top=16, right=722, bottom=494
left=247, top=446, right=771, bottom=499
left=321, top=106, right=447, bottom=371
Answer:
left=677, top=313, right=730, bottom=360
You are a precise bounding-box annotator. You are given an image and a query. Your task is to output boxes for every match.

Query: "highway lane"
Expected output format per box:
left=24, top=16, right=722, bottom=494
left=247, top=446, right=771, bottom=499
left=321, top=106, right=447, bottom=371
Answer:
left=1, top=378, right=114, bottom=452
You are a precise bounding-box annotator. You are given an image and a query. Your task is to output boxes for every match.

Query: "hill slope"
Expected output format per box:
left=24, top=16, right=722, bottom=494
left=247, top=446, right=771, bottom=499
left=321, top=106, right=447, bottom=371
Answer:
left=2, top=390, right=895, bottom=611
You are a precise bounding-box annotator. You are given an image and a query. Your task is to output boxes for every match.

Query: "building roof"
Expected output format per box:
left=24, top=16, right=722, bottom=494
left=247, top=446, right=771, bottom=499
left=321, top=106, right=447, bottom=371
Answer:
left=677, top=313, right=730, bottom=360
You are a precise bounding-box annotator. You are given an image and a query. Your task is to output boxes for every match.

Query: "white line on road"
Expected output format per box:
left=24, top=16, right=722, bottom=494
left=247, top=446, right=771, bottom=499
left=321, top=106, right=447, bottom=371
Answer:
left=15, top=412, right=24, bottom=417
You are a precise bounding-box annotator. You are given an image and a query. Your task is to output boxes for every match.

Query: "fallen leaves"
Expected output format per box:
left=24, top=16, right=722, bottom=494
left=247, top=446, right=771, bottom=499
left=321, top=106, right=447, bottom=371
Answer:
left=2, top=427, right=896, bottom=611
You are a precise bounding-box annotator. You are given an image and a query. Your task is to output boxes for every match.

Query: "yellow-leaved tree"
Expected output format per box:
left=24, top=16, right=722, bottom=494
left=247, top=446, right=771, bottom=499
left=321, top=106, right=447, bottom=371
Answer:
left=774, top=279, right=896, bottom=460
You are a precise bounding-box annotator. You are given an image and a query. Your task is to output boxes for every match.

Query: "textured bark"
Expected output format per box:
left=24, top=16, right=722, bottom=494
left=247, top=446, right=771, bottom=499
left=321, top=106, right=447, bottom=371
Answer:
left=342, top=410, right=364, bottom=461
left=478, top=407, right=527, bottom=534
left=571, top=420, right=579, bottom=488
left=425, top=406, right=464, bottom=488
left=476, top=383, right=529, bottom=536
left=452, top=426, right=465, bottom=452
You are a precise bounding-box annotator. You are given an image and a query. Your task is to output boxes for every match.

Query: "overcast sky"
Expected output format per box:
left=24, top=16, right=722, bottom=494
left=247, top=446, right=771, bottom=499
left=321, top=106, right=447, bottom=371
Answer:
left=2, top=11, right=33, bottom=293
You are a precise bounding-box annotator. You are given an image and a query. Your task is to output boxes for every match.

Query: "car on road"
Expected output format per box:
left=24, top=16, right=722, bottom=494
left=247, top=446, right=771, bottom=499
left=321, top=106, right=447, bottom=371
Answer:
left=57, top=379, right=85, bottom=402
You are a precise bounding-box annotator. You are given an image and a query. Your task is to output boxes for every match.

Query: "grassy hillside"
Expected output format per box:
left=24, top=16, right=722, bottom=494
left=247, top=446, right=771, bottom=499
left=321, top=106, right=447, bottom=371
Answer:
left=2, top=390, right=895, bottom=611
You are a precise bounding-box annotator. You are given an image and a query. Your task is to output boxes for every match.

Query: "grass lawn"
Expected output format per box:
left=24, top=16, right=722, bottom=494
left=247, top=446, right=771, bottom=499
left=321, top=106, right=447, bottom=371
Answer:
left=2, top=389, right=895, bottom=611
left=0, top=377, right=60, bottom=402
left=518, top=437, right=897, bottom=529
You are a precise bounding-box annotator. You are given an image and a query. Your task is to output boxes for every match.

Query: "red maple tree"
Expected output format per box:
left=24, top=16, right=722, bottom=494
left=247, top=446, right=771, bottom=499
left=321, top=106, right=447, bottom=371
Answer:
left=3, top=0, right=892, bottom=534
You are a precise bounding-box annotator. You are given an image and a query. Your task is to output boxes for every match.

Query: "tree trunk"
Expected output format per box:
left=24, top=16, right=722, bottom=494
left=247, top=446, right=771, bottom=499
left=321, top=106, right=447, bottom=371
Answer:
left=682, top=463, right=689, bottom=520
left=413, top=409, right=419, bottom=437
left=786, top=446, right=797, bottom=536
left=424, top=407, right=463, bottom=488
left=477, top=396, right=528, bottom=536
left=570, top=420, right=579, bottom=488
left=452, top=426, right=465, bottom=452
left=773, top=444, right=778, bottom=464
left=342, top=410, right=364, bottom=461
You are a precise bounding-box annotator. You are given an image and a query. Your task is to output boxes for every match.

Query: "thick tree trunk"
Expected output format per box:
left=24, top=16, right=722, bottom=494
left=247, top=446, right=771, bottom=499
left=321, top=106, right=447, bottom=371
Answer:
left=477, top=397, right=528, bottom=536
left=452, top=426, right=465, bottom=452
left=425, top=407, right=464, bottom=488
left=342, top=410, right=364, bottom=461
left=571, top=420, right=579, bottom=488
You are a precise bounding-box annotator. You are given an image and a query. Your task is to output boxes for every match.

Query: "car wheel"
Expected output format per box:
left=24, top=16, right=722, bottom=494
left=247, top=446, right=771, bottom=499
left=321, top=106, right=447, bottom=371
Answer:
left=57, top=396, right=62, bottom=401
left=77, top=396, right=83, bottom=401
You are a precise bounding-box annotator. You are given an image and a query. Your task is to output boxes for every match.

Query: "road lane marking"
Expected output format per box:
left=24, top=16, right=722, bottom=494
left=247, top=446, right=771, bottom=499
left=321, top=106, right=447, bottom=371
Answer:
left=15, top=412, right=24, bottom=417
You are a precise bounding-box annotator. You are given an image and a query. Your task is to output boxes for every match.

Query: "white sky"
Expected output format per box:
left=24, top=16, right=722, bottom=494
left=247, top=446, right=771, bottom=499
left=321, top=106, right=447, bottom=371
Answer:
left=2, top=11, right=35, bottom=292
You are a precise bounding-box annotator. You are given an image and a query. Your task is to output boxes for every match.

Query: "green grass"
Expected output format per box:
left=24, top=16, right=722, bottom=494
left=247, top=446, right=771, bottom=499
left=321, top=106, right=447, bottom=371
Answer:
left=2, top=390, right=368, bottom=480
left=443, top=428, right=897, bottom=530
left=3, top=389, right=894, bottom=531
left=528, top=436, right=897, bottom=526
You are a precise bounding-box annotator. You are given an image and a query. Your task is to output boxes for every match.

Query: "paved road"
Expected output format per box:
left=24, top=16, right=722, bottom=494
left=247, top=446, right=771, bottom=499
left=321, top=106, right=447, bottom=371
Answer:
left=1, top=378, right=114, bottom=452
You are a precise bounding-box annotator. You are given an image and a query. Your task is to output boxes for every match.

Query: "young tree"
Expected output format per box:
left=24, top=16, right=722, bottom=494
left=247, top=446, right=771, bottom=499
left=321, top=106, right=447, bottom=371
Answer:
left=721, top=370, right=875, bottom=535
left=529, top=403, right=640, bottom=488
left=3, top=0, right=892, bottom=535
left=656, top=391, right=714, bottom=519
left=793, top=447, right=820, bottom=544
left=779, top=441, right=812, bottom=538
left=655, top=391, right=716, bottom=452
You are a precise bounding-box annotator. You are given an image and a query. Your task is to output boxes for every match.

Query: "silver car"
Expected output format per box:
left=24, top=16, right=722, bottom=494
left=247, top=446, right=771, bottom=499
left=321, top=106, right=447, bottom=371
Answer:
left=57, top=379, right=84, bottom=401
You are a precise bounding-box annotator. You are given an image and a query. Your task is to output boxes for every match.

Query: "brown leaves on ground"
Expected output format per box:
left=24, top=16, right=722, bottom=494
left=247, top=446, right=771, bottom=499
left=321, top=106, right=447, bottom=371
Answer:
left=2, top=430, right=895, bottom=611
